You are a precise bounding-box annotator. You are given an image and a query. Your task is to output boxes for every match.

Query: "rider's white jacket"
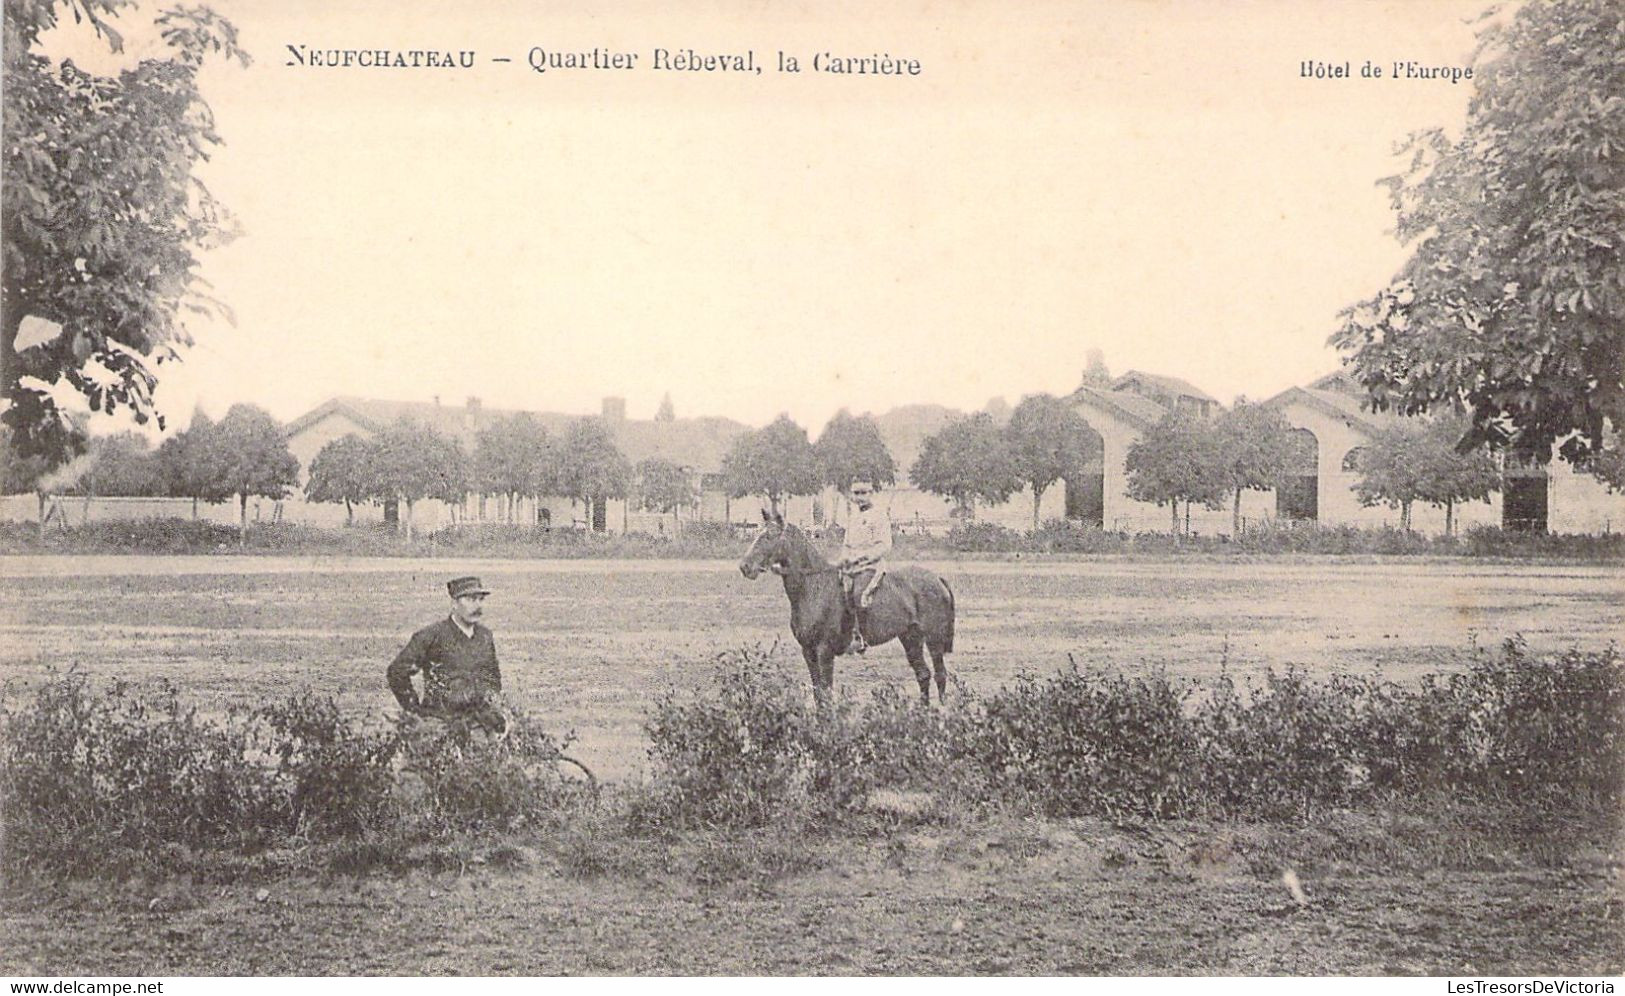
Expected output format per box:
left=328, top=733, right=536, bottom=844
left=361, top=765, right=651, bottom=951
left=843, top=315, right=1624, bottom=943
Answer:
left=842, top=504, right=893, bottom=571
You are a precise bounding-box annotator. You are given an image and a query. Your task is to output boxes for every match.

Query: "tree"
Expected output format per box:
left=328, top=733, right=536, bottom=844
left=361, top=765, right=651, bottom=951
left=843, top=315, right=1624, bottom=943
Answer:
left=910, top=412, right=1020, bottom=519
left=636, top=456, right=695, bottom=533
left=2, top=1, right=250, bottom=463
left=368, top=419, right=465, bottom=542
left=655, top=392, right=675, bottom=422
left=555, top=418, right=630, bottom=530
left=814, top=410, right=896, bottom=522
left=2, top=422, right=78, bottom=535
left=1004, top=393, right=1097, bottom=533
left=1212, top=401, right=1300, bottom=535
left=1330, top=0, right=1624, bottom=468
left=211, top=404, right=299, bottom=545
left=1418, top=414, right=1502, bottom=535
left=1579, top=425, right=1625, bottom=493
left=472, top=413, right=553, bottom=524
left=303, top=433, right=376, bottom=525
left=1125, top=411, right=1227, bottom=535
left=156, top=409, right=232, bottom=517
left=721, top=414, right=820, bottom=514
left=78, top=430, right=162, bottom=497
left=0, top=426, right=53, bottom=495
left=1353, top=414, right=1500, bottom=533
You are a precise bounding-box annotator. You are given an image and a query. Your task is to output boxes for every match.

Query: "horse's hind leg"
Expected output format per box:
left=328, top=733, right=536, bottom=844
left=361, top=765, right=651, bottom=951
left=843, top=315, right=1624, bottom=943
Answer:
left=927, top=643, right=949, bottom=703
left=900, top=628, right=931, bottom=704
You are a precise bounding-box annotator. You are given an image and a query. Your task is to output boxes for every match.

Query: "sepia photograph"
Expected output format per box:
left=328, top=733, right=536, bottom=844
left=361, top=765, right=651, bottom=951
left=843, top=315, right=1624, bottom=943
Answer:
left=1, top=0, right=1622, bottom=980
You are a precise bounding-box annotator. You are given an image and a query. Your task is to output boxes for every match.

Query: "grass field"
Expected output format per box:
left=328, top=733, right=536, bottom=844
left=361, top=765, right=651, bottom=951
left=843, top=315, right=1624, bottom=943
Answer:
left=2, top=553, right=1621, bottom=975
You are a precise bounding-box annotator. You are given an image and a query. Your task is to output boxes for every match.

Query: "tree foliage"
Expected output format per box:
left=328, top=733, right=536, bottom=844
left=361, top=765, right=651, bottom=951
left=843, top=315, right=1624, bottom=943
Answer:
left=156, top=409, right=231, bottom=506
left=2, top=0, right=250, bottom=461
left=636, top=456, right=695, bottom=530
left=77, top=429, right=160, bottom=496
left=1, top=423, right=67, bottom=494
left=1125, top=411, right=1227, bottom=534
left=721, top=414, right=820, bottom=512
left=1352, top=413, right=1500, bottom=533
left=472, top=413, right=553, bottom=523
left=369, top=418, right=465, bottom=541
left=910, top=412, right=1019, bottom=517
left=212, top=403, right=298, bottom=543
left=1330, top=0, right=1624, bottom=467
left=303, top=433, right=375, bottom=525
left=1004, top=393, right=1098, bottom=532
left=814, top=410, right=896, bottom=495
left=555, top=418, right=630, bottom=512
left=1213, top=401, right=1300, bottom=534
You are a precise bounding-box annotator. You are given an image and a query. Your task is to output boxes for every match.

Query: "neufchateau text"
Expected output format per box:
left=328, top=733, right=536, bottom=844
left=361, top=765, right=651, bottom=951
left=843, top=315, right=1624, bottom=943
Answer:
left=284, top=45, right=923, bottom=76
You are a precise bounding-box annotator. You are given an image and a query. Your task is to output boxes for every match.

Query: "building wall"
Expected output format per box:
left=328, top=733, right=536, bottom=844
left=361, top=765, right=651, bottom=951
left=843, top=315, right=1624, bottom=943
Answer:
left=285, top=411, right=373, bottom=486
left=1261, top=399, right=1625, bottom=536
left=1548, top=460, right=1624, bottom=533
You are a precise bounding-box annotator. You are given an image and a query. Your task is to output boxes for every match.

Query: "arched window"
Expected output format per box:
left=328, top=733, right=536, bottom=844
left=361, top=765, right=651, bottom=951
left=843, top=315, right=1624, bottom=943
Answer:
left=1341, top=447, right=1368, bottom=472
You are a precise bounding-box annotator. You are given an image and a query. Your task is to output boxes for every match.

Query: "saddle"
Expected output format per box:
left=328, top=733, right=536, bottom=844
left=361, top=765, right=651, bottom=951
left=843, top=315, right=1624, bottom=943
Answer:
left=839, top=566, right=919, bottom=655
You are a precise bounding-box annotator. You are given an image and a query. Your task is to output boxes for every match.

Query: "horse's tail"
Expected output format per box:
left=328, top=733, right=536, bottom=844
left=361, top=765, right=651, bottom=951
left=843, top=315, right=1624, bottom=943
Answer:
left=938, top=575, right=955, bottom=654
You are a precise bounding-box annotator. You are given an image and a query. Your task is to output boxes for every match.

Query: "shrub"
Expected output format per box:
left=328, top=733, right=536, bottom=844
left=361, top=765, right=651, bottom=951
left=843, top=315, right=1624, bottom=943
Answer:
left=0, top=674, right=591, bottom=877
left=633, top=643, right=1624, bottom=828
left=977, top=665, right=1204, bottom=819
left=946, top=521, right=1025, bottom=552
left=633, top=650, right=815, bottom=830
left=1462, top=526, right=1625, bottom=561
left=394, top=709, right=592, bottom=836
left=1030, top=519, right=1130, bottom=554
left=0, top=675, right=284, bottom=873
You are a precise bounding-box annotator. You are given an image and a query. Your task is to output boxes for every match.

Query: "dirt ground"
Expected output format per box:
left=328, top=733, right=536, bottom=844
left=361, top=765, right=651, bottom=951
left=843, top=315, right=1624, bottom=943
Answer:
left=1, top=554, right=1619, bottom=781
left=2, top=815, right=1620, bottom=975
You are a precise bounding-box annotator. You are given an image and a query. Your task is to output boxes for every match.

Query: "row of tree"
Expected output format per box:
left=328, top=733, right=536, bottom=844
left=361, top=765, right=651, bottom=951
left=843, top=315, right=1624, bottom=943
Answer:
left=306, top=414, right=682, bottom=540
left=1123, top=406, right=1501, bottom=535
left=719, top=397, right=1097, bottom=532
left=6, top=391, right=1515, bottom=543
left=1, top=404, right=300, bottom=542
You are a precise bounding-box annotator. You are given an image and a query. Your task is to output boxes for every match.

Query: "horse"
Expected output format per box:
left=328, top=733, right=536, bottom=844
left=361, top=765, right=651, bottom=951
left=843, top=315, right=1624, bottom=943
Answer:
left=738, top=510, right=956, bottom=705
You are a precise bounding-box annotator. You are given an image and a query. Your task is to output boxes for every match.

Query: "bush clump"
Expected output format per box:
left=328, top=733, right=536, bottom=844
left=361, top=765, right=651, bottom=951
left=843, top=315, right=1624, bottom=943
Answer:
left=634, top=642, right=1623, bottom=829
left=0, top=675, right=590, bottom=877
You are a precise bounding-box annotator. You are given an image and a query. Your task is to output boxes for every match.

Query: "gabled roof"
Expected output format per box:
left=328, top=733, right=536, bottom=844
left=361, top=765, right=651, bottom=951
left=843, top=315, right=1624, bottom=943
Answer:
left=284, top=396, right=749, bottom=472
left=1262, top=385, right=1390, bottom=437
left=1065, top=384, right=1170, bottom=430
left=1112, top=370, right=1218, bottom=404
left=1307, top=369, right=1363, bottom=395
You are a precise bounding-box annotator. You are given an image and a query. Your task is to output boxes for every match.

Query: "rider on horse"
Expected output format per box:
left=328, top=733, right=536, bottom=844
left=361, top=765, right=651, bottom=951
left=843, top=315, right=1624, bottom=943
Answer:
left=838, top=479, right=892, bottom=654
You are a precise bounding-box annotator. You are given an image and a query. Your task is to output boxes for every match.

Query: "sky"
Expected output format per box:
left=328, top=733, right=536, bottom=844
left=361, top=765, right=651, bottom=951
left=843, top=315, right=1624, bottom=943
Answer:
left=33, top=0, right=1492, bottom=437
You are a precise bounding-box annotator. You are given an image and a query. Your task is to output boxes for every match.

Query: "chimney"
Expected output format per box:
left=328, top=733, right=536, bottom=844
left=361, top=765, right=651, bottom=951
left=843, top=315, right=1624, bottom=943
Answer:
left=601, top=396, right=626, bottom=422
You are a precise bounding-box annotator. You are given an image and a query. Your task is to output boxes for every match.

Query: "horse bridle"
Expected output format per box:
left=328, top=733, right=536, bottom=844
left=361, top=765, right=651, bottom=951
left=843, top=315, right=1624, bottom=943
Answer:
left=763, top=523, right=840, bottom=577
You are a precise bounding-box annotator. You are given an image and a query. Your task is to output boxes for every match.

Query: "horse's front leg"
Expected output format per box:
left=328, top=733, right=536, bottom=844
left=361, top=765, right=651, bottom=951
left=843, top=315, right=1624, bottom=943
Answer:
left=818, top=640, right=839, bottom=695
left=800, top=642, right=830, bottom=711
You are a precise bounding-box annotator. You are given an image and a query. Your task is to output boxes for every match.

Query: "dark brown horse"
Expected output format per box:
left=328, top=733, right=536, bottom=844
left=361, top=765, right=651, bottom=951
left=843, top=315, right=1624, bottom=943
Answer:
left=738, top=511, right=955, bottom=704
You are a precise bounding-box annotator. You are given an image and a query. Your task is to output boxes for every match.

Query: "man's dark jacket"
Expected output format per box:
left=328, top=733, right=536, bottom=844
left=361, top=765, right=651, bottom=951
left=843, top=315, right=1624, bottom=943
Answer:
left=387, top=617, right=502, bottom=714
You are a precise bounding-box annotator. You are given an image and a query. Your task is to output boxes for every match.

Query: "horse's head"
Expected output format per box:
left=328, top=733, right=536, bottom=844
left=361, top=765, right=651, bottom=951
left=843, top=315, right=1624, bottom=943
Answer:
left=739, top=509, right=790, bottom=579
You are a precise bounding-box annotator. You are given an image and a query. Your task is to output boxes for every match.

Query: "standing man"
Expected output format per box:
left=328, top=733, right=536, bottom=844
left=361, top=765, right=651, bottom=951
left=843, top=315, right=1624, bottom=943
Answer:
left=838, top=480, right=893, bottom=655
left=387, top=575, right=506, bottom=735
